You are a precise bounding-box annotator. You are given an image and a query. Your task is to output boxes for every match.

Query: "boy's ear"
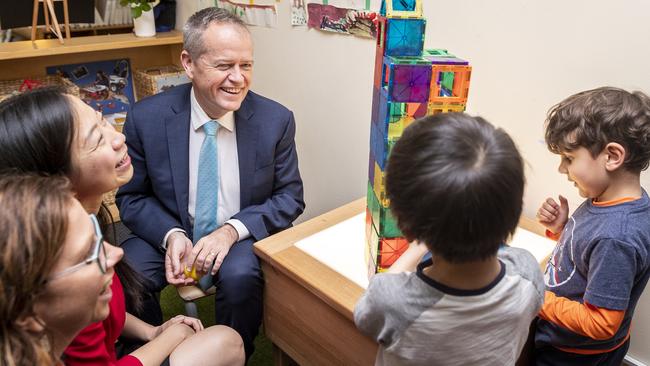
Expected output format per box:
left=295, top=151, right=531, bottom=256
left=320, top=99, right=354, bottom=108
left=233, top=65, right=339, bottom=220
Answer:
left=603, top=142, right=626, bottom=171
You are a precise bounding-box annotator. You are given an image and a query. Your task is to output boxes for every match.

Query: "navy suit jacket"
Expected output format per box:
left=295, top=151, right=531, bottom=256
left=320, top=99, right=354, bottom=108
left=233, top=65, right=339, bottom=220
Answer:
left=116, top=83, right=305, bottom=247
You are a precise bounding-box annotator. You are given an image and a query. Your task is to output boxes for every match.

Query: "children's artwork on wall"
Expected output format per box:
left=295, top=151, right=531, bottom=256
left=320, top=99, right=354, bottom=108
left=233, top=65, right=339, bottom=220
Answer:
left=46, top=59, right=135, bottom=116
left=291, top=0, right=307, bottom=26
left=216, top=0, right=277, bottom=28
left=307, top=3, right=378, bottom=38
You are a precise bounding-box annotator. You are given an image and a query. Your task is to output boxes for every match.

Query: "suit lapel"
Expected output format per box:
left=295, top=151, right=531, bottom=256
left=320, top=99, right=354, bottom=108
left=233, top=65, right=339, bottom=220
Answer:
left=235, top=93, right=257, bottom=209
left=166, top=89, right=192, bottom=231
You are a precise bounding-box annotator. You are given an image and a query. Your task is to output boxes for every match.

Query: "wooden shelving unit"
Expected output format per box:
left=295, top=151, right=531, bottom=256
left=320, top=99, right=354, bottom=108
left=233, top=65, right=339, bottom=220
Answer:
left=0, top=30, right=183, bottom=79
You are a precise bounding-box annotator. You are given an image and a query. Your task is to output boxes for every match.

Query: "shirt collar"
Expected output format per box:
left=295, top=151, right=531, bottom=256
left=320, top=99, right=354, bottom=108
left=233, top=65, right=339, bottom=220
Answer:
left=190, top=87, right=235, bottom=132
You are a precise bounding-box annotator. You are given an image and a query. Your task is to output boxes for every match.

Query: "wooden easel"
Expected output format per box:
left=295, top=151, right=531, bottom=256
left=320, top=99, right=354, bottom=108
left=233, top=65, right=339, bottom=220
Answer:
left=31, top=0, right=71, bottom=44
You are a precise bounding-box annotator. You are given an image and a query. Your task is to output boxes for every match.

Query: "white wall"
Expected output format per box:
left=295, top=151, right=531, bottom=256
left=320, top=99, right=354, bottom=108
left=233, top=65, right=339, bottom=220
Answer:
left=177, top=0, right=650, bottom=362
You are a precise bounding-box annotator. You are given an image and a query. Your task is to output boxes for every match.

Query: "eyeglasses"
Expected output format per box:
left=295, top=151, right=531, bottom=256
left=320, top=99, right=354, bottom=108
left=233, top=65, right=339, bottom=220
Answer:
left=48, top=214, right=107, bottom=281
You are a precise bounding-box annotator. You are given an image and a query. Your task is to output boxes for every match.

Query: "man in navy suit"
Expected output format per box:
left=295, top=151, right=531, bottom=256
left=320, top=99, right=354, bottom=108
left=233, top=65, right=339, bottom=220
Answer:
left=116, top=7, right=304, bottom=359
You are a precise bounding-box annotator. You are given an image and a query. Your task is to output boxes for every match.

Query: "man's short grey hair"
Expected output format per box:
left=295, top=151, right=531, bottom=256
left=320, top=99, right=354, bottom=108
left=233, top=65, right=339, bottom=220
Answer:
left=183, top=7, right=249, bottom=58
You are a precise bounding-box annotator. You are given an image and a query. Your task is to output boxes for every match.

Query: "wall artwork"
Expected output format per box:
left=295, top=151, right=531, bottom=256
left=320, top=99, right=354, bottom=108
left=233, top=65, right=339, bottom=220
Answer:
left=291, top=0, right=307, bottom=26
left=216, top=0, right=277, bottom=28
left=307, top=3, right=378, bottom=38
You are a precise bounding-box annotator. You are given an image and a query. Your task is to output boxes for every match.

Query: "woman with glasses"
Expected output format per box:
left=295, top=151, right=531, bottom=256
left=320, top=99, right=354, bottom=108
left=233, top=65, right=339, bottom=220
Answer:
left=0, top=174, right=123, bottom=366
left=0, top=89, right=244, bottom=366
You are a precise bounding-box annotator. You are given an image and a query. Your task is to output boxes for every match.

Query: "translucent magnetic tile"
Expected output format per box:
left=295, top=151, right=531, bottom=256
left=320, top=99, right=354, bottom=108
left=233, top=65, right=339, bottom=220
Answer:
left=429, top=65, right=472, bottom=104
left=388, top=116, right=413, bottom=139
left=426, top=56, right=470, bottom=65
left=370, top=121, right=397, bottom=170
left=385, top=18, right=426, bottom=57
left=381, top=0, right=422, bottom=19
left=439, top=71, right=455, bottom=97
left=422, top=48, right=453, bottom=57
left=378, top=237, right=409, bottom=267
left=406, top=102, right=428, bottom=118
left=428, top=103, right=466, bottom=115
left=367, top=182, right=401, bottom=238
left=373, top=161, right=388, bottom=207
left=390, top=63, right=431, bottom=102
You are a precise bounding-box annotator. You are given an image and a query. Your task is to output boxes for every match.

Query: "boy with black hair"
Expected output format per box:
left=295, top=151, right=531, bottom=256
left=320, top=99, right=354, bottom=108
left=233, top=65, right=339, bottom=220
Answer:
left=354, top=113, right=544, bottom=365
left=535, top=87, right=650, bottom=365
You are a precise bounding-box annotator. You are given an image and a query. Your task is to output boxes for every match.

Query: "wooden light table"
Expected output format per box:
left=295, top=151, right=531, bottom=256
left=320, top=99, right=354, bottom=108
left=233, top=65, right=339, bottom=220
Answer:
left=254, top=198, right=553, bottom=365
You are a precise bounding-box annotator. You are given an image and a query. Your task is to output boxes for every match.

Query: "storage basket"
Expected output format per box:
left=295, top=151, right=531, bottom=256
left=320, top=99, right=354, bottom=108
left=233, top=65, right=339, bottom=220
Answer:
left=0, top=75, right=80, bottom=102
left=133, top=65, right=189, bottom=100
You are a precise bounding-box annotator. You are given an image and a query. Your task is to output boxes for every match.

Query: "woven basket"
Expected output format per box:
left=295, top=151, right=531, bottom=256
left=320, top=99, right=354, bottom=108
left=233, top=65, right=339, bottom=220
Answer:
left=133, top=65, right=189, bottom=100
left=0, top=75, right=80, bottom=102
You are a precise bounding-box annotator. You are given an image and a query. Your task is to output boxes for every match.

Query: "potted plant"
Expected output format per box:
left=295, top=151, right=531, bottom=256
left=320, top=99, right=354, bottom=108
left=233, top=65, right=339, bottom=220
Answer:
left=120, top=0, right=160, bottom=37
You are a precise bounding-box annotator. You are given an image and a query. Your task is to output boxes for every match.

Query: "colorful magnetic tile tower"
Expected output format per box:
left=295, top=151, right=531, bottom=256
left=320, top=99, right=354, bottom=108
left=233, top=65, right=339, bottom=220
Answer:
left=366, top=0, right=472, bottom=275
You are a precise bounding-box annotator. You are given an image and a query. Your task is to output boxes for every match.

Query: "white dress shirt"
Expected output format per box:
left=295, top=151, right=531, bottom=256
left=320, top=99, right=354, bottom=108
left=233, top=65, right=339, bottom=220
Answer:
left=162, top=88, right=250, bottom=248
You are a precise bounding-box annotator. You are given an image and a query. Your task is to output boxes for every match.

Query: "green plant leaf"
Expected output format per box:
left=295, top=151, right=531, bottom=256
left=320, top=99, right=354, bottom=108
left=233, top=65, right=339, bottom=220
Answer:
left=142, top=3, right=151, bottom=11
left=119, top=0, right=129, bottom=6
left=133, top=7, right=142, bottom=18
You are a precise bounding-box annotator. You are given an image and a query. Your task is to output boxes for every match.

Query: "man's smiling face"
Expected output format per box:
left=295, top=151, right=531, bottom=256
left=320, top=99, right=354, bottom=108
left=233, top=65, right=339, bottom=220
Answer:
left=182, top=22, right=253, bottom=119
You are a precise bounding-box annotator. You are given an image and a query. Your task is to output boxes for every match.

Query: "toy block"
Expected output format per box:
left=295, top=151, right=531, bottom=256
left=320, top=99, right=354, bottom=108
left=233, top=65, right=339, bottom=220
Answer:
left=382, top=56, right=431, bottom=103
left=384, top=18, right=426, bottom=57
left=377, top=237, right=409, bottom=268
left=368, top=152, right=375, bottom=185
left=373, top=88, right=422, bottom=139
left=375, top=16, right=387, bottom=55
left=428, top=103, right=466, bottom=115
left=367, top=182, right=401, bottom=237
left=372, top=160, right=390, bottom=207
left=370, top=87, right=381, bottom=129
left=380, top=0, right=423, bottom=19
left=370, top=122, right=397, bottom=171
left=422, top=48, right=453, bottom=57
left=365, top=210, right=379, bottom=277
left=365, top=212, right=408, bottom=273
left=429, top=64, right=472, bottom=104
left=373, top=47, right=384, bottom=89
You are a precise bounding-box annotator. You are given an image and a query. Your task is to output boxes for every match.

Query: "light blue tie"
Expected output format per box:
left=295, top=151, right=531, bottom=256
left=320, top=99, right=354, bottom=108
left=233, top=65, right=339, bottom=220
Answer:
left=193, top=121, right=220, bottom=290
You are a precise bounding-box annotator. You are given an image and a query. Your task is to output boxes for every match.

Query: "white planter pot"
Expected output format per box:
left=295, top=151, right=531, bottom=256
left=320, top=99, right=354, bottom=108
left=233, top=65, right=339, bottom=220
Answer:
left=133, top=9, right=156, bottom=37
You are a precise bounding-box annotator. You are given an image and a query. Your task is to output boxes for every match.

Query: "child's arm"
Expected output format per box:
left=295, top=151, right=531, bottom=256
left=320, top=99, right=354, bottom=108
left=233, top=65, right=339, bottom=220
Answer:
left=387, top=242, right=428, bottom=273
left=540, top=238, right=639, bottom=341
left=537, top=195, right=569, bottom=237
left=539, top=291, right=625, bottom=340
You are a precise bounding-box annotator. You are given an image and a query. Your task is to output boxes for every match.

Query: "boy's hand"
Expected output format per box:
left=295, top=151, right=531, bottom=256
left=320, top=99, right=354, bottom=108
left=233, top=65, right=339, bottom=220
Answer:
left=537, top=195, right=569, bottom=234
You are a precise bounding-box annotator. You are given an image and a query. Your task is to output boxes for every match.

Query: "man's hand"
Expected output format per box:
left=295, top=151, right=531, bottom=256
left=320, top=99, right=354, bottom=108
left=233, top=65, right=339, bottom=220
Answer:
left=187, top=224, right=239, bottom=277
left=164, top=232, right=195, bottom=286
left=537, top=195, right=569, bottom=235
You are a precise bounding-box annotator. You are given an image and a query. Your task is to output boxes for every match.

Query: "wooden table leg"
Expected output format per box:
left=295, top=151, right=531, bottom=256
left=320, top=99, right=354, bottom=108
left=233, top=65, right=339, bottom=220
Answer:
left=273, top=343, right=299, bottom=366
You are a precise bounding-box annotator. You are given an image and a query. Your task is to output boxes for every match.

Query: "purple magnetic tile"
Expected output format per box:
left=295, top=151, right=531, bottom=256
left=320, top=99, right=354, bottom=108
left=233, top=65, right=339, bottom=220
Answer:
left=390, top=64, right=431, bottom=102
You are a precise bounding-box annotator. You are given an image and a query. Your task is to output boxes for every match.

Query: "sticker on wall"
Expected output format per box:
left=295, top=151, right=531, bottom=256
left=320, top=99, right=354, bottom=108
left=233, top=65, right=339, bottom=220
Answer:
left=291, top=0, right=307, bottom=26
left=307, top=3, right=378, bottom=38
left=216, top=0, right=277, bottom=28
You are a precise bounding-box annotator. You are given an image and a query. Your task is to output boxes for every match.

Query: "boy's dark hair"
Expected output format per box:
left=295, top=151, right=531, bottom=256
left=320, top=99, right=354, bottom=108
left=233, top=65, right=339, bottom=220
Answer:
left=545, top=87, right=650, bottom=172
left=386, top=113, right=524, bottom=263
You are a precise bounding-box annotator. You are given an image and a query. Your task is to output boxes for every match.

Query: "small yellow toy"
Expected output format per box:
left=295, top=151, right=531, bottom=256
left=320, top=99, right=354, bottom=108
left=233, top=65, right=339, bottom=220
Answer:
left=184, top=265, right=200, bottom=281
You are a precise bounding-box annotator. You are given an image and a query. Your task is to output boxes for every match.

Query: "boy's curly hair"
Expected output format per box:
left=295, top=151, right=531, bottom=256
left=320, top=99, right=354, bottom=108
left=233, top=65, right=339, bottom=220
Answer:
left=545, top=87, right=650, bottom=172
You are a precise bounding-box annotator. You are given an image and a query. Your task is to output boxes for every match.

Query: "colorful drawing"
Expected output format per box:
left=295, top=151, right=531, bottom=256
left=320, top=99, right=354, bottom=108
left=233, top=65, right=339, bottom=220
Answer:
left=366, top=0, right=472, bottom=275
left=216, top=0, right=277, bottom=28
left=47, top=59, right=135, bottom=115
left=307, top=3, right=378, bottom=39
left=291, top=0, right=307, bottom=26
